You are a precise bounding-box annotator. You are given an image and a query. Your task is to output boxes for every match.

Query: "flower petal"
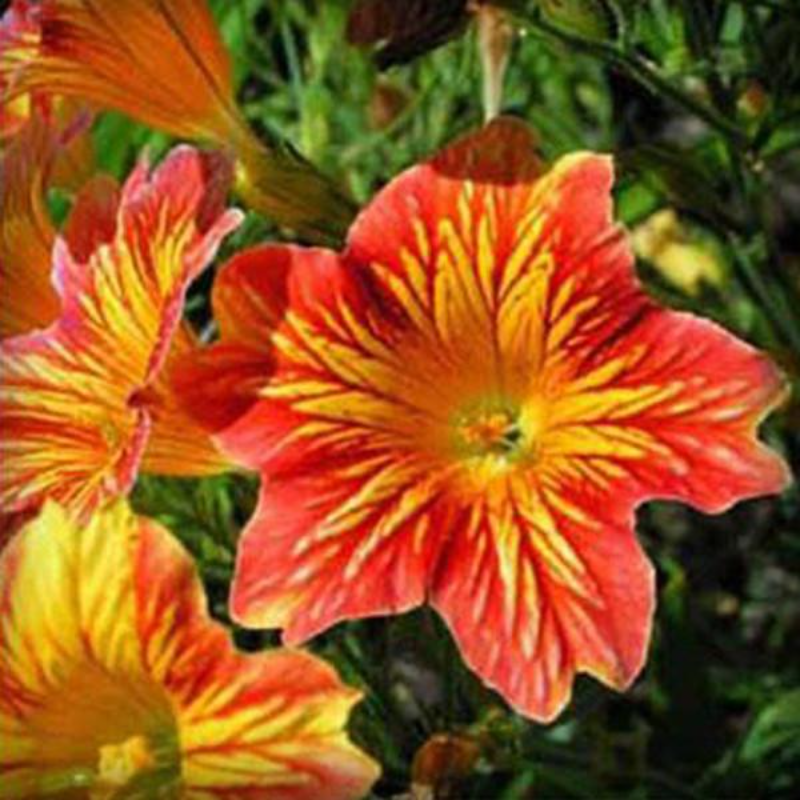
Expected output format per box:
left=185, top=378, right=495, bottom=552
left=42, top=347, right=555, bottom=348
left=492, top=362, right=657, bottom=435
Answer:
left=431, top=477, right=654, bottom=722
left=0, top=501, right=379, bottom=799
left=543, top=308, right=790, bottom=511
left=1, top=104, right=100, bottom=340
left=139, top=324, right=235, bottom=477
left=0, top=501, right=176, bottom=797
left=172, top=245, right=292, bottom=436
left=231, top=454, right=449, bottom=642
left=0, top=0, right=44, bottom=139
left=6, top=1, right=358, bottom=240
left=132, top=510, right=381, bottom=799
left=0, top=112, right=60, bottom=338
left=12, top=0, right=240, bottom=141
left=0, top=146, right=241, bottom=517
left=209, top=247, right=445, bottom=636
left=61, top=172, right=120, bottom=262
left=523, top=153, right=790, bottom=510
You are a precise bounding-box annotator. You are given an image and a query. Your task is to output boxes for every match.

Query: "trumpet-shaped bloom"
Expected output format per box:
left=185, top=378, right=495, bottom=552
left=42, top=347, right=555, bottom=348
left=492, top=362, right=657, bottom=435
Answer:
left=0, top=146, right=241, bottom=519
left=0, top=113, right=60, bottom=338
left=0, top=103, right=94, bottom=339
left=0, top=0, right=42, bottom=137
left=10, top=0, right=239, bottom=142
left=5, top=0, right=355, bottom=240
left=0, top=501, right=380, bottom=798
left=187, top=120, right=790, bottom=721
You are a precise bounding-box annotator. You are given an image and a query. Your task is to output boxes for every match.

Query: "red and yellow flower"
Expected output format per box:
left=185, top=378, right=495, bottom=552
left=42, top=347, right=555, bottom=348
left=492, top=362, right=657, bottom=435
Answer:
left=3, top=0, right=354, bottom=240
left=184, top=119, right=790, bottom=721
left=0, top=145, right=241, bottom=520
left=0, top=0, right=42, bottom=138
left=0, top=500, right=380, bottom=798
left=0, top=112, right=61, bottom=338
left=0, top=101, right=95, bottom=340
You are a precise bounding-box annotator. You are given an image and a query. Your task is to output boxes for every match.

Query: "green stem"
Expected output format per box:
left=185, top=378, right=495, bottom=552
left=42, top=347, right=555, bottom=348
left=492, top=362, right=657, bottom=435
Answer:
left=512, top=7, right=749, bottom=148
left=726, top=150, right=800, bottom=351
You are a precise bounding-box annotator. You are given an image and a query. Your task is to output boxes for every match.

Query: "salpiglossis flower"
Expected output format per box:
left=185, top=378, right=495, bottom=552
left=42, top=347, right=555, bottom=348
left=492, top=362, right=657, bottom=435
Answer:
left=0, top=112, right=61, bottom=338
left=0, top=0, right=42, bottom=138
left=185, top=119, right=790, bottom=721
left=0, top=500, right=380, bottom=798
left=0, top=102, right=95, bottom=339
left=4, top=0, right=355, bottom=241
left=0, top=146, right=241, bottom=520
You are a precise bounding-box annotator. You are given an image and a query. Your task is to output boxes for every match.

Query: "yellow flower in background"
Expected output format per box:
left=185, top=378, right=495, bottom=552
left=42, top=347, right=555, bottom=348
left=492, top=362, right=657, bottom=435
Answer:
left=632, top=209, right=725, bottom=296
left=0, top=501, right=380, bottom=798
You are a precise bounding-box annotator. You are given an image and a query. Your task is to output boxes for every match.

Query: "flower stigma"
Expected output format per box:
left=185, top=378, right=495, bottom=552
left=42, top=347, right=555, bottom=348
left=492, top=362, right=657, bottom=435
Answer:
left=457, top=406, right=522, bottom=458
left=96, top=735, right=155, bottom=788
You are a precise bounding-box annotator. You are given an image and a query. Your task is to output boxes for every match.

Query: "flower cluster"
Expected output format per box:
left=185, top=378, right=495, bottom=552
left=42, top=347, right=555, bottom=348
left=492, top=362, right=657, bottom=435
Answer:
left=0, top=0, right=791, bottom=796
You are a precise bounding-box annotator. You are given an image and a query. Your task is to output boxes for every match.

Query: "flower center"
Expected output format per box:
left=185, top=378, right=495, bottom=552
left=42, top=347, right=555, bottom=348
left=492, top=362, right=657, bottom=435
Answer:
left=96, top=735, right=156, bottom=788
left=450, top=394, right=536, bottom=466
left=457, top=408, right=521, bottom=457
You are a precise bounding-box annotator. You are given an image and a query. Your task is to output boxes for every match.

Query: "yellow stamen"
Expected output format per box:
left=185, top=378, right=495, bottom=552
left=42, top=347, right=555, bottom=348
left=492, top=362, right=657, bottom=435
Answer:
left=460, top=411, right=517, bottom=452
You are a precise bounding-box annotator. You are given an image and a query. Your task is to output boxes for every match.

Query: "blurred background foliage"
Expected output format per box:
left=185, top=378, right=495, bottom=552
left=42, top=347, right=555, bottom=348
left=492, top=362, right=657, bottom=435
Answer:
left=90, top=0, right=798, bottom=797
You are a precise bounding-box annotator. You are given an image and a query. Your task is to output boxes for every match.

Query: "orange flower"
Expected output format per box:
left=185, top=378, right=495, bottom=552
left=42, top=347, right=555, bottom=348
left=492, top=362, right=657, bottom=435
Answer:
left=0, top=113, right=60, bottom=338
left=183, top=120, right=790, bottom=721
left=0, top=146, right=241, bottom=519
left=12, top=0, right=237, bottom=142
left=0, top=500, right=380, bottom=798
left=0, top=0, right=42, bottom=138
left=0, top=101, right=95, bottom=339
left=5, top=0, right=355, bottom=240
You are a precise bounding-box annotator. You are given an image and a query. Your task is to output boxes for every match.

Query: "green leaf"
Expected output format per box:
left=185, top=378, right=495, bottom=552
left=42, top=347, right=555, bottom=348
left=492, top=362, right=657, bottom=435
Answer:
left=537, top=0, right=618, bottom=41
left=618, top=143, right=743, bottom=232
left=741, top=690, right=800, bottom=764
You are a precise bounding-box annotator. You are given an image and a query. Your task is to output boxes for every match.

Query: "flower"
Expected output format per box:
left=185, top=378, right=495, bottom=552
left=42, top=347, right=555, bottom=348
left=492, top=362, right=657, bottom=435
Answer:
left=0, top=146, right=241, bottom=520
left=185, top=119, right=790, bottom=721
left=0, top=500, right=380, bottom=798
left=11, top=0, right=238, bottom=143
left=0, top=104, right=95, bottom=340
left=632, top=208, right=725, bottom=296
left=0, top=0, right=42, bottom=138
left=5, top=0, right=355, bottom=240
left=0, top=113, right=60, bottom=338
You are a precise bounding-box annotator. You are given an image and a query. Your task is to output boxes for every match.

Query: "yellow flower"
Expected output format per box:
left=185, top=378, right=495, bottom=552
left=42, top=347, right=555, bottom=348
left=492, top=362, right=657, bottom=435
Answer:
left=632, top=209, right=725, bottom=296
left=0, top=501, right=380, bottom=798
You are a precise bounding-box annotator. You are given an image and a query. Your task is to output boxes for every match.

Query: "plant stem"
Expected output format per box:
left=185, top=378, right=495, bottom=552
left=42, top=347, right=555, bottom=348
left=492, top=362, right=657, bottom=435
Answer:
left=512, top=7, right=750, bottom=149
left=726, top=148, right=800, bottom=351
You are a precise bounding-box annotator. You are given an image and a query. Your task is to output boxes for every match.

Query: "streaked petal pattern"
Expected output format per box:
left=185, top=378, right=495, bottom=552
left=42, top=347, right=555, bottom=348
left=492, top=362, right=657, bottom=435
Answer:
left=0, top=501, right=380, bottom=799
left=6, top=0, right=356, bottom=241
left=0, top=0, right=42, bottom=138
left=173, top=245, right=291, bottom=437
left=10, top=0, right=240, bottom=142
left=206, top=119, right=789, bottom=721
left=0, top=146, right=241, bottom=519
left=141, top=324, right=238, bottom=477
left=0, top=103, right=97, bottom=340
left=0, top=112, right=59, bottom=338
